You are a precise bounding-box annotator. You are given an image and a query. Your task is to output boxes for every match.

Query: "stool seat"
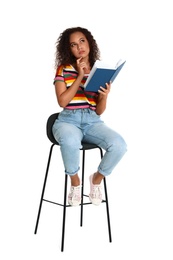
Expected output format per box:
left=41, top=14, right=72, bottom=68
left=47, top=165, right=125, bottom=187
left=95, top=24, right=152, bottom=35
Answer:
left=46, top=112, right=102, bottom=150
left=34, top=112, right=112, bottom=252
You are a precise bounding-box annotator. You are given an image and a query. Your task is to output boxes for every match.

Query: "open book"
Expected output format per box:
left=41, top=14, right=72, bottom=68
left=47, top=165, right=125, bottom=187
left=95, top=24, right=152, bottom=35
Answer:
left=84, top=59, right=126, bottom=92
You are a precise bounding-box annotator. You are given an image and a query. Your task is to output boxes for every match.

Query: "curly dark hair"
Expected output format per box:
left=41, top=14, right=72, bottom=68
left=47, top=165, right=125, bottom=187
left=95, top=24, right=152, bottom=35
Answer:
left=54, top=27, right=100, bottom=69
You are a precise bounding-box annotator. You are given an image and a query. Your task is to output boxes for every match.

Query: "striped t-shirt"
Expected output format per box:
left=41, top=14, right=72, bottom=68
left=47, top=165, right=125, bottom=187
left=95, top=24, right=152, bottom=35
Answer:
left=53, top=64, right=98, bottom=110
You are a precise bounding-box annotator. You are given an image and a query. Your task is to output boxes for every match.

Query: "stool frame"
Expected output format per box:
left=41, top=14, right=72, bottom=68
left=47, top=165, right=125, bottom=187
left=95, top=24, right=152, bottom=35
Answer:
left=34, top=114, right=112, bottom=252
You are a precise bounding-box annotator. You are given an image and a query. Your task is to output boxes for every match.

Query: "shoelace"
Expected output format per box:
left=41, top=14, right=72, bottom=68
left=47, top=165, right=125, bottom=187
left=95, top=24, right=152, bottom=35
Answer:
left=70, top=186, right=80, bottom=199
left=91, top=185, right=102, bottom=199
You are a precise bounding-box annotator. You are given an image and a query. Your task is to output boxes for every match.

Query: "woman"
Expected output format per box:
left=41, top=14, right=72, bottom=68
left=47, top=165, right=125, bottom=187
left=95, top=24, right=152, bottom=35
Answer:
left=52, top=27, right=127, bottom=206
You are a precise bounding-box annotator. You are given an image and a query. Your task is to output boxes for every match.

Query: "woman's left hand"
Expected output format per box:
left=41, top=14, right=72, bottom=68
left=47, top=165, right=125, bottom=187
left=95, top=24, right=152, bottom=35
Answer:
left=98, top=82, right=111, bottom=97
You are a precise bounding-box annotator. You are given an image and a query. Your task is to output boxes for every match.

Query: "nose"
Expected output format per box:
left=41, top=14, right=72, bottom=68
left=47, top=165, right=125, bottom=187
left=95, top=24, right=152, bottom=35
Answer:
left=77, top=43, right=82, bottom=50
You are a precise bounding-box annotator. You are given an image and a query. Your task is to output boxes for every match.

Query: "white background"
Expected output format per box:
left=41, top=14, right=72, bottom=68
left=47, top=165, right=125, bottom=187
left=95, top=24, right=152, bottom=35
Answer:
left=0, top=0, right=173, bottom=259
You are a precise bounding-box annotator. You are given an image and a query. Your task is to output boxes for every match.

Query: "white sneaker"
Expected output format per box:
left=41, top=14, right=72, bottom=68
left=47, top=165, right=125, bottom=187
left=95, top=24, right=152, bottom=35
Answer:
left=68, top=186, right=81, bottom=206
left=89, top=174, right=102, bottom=206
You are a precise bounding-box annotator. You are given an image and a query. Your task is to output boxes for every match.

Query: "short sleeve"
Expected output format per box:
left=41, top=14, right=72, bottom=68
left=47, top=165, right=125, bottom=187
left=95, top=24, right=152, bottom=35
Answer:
left=53, top=65, right=65, bottom=85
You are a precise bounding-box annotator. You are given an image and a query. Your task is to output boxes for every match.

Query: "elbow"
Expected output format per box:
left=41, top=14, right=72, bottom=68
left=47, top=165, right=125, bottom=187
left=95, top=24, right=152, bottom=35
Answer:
left=58, top=102, right=67, bottom=108
left=57, top=98, right=68, bottom=108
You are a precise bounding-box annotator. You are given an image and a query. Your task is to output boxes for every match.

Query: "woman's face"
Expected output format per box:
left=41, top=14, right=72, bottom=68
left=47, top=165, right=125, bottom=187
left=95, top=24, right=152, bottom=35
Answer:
left=69, top=31, right=90, bottom=59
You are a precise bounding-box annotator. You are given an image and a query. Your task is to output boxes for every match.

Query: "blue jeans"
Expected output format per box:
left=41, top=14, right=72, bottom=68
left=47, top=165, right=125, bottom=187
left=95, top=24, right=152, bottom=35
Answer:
left=52, top=109, right=127, bottom=176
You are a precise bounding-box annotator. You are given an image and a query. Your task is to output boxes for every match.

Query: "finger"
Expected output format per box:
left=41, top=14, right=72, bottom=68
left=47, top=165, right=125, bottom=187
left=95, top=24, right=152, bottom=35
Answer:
left=100, top=86, right=106, bottom=91
left=105, top=83, right=111, bottom=91
left=105, top=82, right=111, bottom=88
left=98, top=90, right=106, bottom=95
left=77, top=57, right=83, bottom=64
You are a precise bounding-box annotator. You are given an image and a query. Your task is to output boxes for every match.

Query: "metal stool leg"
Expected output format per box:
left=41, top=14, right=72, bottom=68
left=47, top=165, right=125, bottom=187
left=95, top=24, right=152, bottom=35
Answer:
left=61, top=174, right=68, bottom=252
left=80, top=149, right=85, bottom=227
left=103, top=177, right=112, bottom=242
left=34, top=144, right=55, bottom=234
left=99, top=147, right=112, bottom=242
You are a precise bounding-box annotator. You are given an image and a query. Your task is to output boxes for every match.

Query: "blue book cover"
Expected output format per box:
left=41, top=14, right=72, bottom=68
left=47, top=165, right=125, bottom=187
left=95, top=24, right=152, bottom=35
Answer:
left=84, top=60, right=126, bottom=92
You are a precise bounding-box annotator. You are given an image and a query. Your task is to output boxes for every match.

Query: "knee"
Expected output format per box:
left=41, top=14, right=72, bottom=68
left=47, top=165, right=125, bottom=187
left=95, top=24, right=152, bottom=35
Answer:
left=109, top=135, right=127, bottom=156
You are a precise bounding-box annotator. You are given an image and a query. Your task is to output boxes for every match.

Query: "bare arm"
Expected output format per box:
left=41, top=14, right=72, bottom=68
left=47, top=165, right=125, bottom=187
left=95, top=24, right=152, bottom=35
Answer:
left=95, top=83, right=111, bottom=115
left=55, top=58, right=89, bottom=108
left=55, top=75, right=83, bottom=108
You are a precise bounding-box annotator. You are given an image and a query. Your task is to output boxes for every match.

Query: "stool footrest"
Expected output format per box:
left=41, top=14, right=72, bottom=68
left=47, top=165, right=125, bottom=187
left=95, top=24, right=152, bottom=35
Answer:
left=43, top=198, right=106, bottom=206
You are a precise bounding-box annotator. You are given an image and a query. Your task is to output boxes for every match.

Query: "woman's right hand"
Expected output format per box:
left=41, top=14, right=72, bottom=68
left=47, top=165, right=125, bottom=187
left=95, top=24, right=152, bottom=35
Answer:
left=76, top=57, right=89, bottom=77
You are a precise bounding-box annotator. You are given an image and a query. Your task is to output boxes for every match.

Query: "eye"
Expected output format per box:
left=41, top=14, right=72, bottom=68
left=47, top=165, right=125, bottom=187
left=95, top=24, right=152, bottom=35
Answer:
left=80, top=39, right=85, bottom=43
left=70, top=43, right=77, bottom=48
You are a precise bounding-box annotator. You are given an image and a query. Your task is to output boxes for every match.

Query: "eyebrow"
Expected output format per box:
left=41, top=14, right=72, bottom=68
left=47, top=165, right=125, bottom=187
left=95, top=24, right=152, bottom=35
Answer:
left=70, top=37, right=85, bottom=44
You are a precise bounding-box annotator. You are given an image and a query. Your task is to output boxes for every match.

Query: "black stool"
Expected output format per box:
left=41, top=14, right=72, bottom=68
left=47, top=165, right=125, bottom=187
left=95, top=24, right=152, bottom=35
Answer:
left=34, top=112, right=112, bottom=252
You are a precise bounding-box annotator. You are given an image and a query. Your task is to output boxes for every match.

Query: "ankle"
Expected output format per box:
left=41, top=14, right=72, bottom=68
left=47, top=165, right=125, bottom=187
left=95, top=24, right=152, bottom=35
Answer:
left=93, top=172, right=104, bottom=185
left=70, top=174, right=80, bottom=186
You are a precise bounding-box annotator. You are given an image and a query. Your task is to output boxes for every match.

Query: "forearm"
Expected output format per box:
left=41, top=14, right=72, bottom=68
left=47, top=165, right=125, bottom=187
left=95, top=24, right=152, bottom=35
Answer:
left=57, top=76, right=83, bottom=107
left=95, top=83, right=111, bottom=115
left=95, top=96, right=107, bottom=115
